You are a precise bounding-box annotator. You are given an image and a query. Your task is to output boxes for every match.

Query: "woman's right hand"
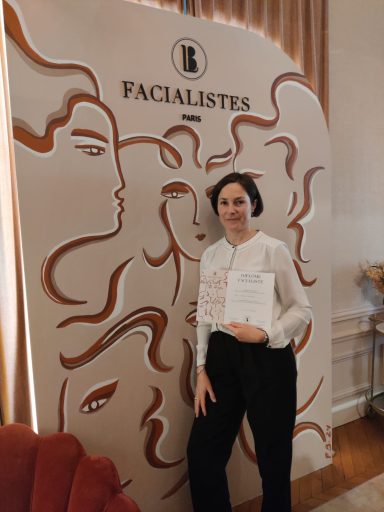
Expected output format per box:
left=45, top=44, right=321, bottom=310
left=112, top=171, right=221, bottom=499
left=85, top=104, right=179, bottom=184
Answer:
left=194, top=369, right=217, bottom=417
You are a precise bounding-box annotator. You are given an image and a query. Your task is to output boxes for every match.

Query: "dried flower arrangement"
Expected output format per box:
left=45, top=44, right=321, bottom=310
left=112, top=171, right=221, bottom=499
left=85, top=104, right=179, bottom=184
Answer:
left=365, top=262, right=384, bottom=295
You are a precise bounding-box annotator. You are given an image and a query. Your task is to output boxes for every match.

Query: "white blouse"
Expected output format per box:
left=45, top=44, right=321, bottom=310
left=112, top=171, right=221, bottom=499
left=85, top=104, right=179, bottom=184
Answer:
left=196, top=231, right=312, bottom=366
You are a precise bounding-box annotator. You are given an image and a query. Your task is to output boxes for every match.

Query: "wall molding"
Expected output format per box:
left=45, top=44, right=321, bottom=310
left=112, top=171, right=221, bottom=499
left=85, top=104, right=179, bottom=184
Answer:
left=332, top=304, right=384, bottom=324
left=332, top=347, right=371, bottom=365
left=332, top=329, right=372, bottom=345
left=332, top=395, right=367, bottom=428
left=332, top=382, right=370, bottom=402
left=331, top=304, right=382, bottom=427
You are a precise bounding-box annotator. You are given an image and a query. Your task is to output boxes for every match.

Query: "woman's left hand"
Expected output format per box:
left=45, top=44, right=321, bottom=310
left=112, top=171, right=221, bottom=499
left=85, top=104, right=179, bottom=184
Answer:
left=223, top=322, right=266, bottom=343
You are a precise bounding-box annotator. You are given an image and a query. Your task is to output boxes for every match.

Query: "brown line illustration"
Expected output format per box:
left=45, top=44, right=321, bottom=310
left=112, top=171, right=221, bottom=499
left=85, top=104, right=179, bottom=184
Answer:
left=38, top=95, right=126, bottom=305
left=118, top=135, right=182, bottom=169
left=160, top=181, right=201, bottom=225
left=141, top=386, right=184, bottom=469
left=293, top=422, right=326, bottom=442
left=230, top=72, right=313, bottom=168
left=181, top=338, right=195, bottom=407
left=41, top=229, right=124, bottom=306
left=60, top=307, right=171, bottom=372
left=143, top=201, right=199, bottom=306
left=292, top=320, right=313, bottom=356
left=4, top=2, right=100, bottom=99
left=242, top=171, right=265, bottom=179
left=185, top=309, right=197, bottom=327
left=143, top=240, right=172, bottom=268
left=287, top=192, right=298, bottom=217
left=238, top=421, right=257, bottom=464
left=205, top=148, right=232, bottom=173
left=57, top=258, right=133, bottom=327
left=79, top=380, right=119, bottom=414
left=287, top=166, right=324, bottom=263
left=205, top=185, right=214, bottom=200
left=161, top=470, right=189, bottom=500
left=296, top=376, right=324, bottom=415
left=293, top=259, right=317, bottom=287
left=71, top=128, right=108, bottom=143
left=14, top=93, right=103, bottom=154
left=161, top=125, right=202, bottom=169
left=141, top=385, right=163, bottom=427
left=58, top=377, right=68, bottom=432
left=265, top=135, right=298, bottom=181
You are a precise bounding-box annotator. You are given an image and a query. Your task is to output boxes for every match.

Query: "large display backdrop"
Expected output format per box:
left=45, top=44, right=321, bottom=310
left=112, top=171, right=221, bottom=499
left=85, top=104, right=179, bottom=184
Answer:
left=4, top=0, right=332, bottom=509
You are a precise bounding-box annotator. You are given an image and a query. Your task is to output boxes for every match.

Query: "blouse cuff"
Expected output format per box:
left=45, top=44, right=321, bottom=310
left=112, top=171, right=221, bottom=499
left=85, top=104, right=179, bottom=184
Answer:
left=267, top=321, right=288, bottom=349
left=196, top=345, right=208, bottom=366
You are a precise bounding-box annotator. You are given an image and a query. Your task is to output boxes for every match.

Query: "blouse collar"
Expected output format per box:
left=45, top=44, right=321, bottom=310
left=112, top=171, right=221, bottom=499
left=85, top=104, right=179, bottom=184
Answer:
left=223, top=230, right=263, bottom=250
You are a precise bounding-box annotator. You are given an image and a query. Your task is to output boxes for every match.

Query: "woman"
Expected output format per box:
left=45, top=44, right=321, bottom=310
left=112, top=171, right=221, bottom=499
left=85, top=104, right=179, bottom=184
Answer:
left=187, top=172, right=311, bottom=512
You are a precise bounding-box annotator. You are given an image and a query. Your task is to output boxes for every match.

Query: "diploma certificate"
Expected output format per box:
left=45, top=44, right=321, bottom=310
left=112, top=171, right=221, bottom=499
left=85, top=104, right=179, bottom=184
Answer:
left=224, top=271, right=275, bottom=329
left=197, top=269, right=275, bottom=329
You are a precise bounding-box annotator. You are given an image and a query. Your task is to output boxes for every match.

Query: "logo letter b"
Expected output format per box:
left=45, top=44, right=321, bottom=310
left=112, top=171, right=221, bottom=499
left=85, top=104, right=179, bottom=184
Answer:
left=182, top=45, right=199, bottom=73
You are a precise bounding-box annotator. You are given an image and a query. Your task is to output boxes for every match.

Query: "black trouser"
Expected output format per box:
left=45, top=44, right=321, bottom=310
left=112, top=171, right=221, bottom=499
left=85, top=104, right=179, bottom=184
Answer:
left=187, top=331, right=297, bottom=512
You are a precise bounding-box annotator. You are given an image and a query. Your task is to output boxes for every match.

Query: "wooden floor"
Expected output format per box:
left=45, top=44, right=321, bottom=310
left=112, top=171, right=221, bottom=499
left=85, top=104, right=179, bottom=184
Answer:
left=233, top=415, right=384, bottom=512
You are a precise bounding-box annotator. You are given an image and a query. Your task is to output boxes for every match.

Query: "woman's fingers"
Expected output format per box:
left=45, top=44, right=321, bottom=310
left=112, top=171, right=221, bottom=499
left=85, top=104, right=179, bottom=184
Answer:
left=207, top=384, right=217, bottom=404
left=194, top=396, right=200, bottom=417
left=194, top=393, right=207, bottom=417
left=200, top=394, right=207, bottom=417
left=194, top=385, right=216, bottom=418
left=223, top=323, right=265, bottom=343
left=194, top=372, right=217, bottom=417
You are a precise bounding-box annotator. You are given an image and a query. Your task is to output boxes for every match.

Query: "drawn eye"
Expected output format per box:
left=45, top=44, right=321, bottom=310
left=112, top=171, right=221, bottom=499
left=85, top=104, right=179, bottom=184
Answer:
left=161, top=182, right=190, bottom=199
left=74, top=144, right=106, bottom=156
left=185, top=310, right=197, bottom=327
left=79, top=379, right=118, bottom=414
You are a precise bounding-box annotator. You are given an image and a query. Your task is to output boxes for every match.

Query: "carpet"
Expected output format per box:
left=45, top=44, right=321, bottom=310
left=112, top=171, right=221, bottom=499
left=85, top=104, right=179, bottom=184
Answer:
left=312, top=473, right=384, bottom=511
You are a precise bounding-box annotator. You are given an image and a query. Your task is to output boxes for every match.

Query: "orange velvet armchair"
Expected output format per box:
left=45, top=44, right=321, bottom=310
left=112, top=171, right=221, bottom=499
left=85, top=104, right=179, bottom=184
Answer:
left=0, top=423, right=140, bottom=512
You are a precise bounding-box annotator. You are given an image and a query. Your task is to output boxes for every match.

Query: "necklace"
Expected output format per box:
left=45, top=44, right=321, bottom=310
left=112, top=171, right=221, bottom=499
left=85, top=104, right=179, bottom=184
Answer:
left=225, top=230, right=257, bottom=247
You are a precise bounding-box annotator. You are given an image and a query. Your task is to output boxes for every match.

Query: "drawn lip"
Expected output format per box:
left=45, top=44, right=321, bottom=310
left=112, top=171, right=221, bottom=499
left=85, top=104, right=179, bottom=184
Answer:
left=195, top=233, right=206, bottom=241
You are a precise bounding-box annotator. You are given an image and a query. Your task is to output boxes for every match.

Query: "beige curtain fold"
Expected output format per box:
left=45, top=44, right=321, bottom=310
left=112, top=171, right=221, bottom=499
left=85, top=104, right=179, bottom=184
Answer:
left=0, top=2, right=32, bottom=426
left=129, top=0, right=184, bottom=12
left=189, top=0, right=328, bottom=120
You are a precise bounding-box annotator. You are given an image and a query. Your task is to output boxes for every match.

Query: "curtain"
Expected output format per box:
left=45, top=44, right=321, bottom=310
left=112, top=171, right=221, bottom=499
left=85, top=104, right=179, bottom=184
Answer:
left=189, top=0, right=328, bottom=120
left=0, top=1, right=32, bottom=426
left=129, top=0, right=184, bottom=12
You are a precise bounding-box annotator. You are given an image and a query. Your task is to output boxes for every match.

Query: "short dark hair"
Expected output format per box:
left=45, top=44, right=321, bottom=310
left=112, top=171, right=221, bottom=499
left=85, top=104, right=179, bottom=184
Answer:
left=210, top=172, right=264, bottom=217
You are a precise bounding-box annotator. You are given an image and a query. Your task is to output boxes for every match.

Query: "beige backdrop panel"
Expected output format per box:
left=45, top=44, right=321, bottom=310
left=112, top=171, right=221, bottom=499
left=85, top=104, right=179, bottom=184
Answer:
left=5, top=0, right=331, bottom=509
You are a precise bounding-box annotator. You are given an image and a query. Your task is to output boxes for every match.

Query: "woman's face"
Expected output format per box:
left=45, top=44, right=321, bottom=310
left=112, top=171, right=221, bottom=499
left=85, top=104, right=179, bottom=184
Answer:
left=57, top=101, right=124, bottom=232
left=17, top=99, right=124, bottom=240
left=60, top=328, right=189, bottom=506
left=217, top=182, right=255, bottom=235
left=160, top=177, right=207, bottom=258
